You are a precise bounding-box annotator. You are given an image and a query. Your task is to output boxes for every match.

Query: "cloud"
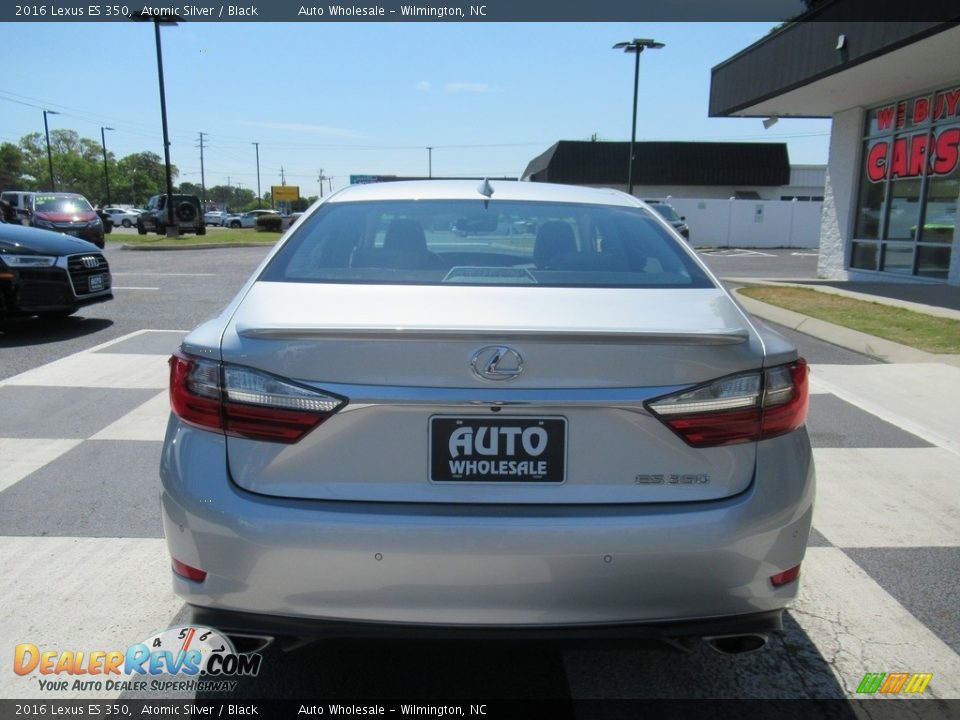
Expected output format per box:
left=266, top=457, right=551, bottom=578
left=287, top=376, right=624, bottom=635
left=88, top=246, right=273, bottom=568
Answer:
left=234, top=121, right=363, bottom=139
left=444, top=82, right=501, bottom=94
left=415, top=81, right=432, bottom=92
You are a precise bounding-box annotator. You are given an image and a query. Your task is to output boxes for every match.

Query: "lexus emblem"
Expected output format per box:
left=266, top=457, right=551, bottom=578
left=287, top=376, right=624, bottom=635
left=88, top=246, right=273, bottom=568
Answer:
left=471, top=346, right=524, bottom=381
left=81, top=256, right=99, bottom=269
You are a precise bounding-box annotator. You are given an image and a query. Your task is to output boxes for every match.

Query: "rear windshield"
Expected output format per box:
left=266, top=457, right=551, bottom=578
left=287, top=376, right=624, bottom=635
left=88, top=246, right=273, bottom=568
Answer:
left=261, top=200, right=713, bottom=288
left=33, top=195, right=93, bottom=213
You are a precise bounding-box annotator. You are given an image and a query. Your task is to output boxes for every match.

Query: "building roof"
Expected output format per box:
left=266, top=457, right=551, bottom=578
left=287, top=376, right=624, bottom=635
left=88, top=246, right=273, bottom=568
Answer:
left=522, top=140, right=791, bottom=187
left=709, top=1, right=960, bottom=118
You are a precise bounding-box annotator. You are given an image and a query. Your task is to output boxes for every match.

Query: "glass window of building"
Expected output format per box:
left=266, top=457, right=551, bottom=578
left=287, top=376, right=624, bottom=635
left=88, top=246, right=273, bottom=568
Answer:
left=852, top=86, right=959, bottom=279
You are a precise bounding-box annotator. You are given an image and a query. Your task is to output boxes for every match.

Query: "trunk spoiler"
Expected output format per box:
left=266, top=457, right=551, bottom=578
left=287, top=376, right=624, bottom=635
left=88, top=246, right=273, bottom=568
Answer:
left=236, top=325, right=750, bottom=346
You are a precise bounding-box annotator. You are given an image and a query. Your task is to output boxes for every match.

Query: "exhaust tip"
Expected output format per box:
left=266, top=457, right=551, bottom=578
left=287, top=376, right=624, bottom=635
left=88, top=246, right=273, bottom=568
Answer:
left=703, top=633, right=768, bottom=655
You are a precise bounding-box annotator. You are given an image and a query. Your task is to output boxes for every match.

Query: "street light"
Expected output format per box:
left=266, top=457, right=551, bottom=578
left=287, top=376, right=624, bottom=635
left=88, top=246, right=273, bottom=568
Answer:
left=612, top=37, right=664, bottom=196
left=253, top=142, right=262, bottom=208
left=100, top=126, right=115, bottom=206
left=42, top=109, right=60, bottom=191
left=131, top=10, right=181, bottom=237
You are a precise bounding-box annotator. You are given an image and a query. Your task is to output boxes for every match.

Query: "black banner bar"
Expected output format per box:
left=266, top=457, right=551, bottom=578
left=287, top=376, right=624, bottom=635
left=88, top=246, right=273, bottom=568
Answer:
left=2, top=0, right=959, bottom=22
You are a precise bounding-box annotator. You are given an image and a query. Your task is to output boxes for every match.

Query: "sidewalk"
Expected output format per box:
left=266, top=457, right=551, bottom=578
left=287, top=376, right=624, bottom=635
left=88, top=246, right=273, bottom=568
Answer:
left=725, top=277, right=960, bottom=367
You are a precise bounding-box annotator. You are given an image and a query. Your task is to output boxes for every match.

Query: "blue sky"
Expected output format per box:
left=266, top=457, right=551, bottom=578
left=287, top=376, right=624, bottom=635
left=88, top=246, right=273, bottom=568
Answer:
left=1, top=22, right=831, bottom=196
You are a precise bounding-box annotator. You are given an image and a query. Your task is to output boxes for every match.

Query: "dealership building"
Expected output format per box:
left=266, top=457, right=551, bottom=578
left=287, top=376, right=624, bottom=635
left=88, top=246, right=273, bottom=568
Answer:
left=710, top=12, right=960, bottom=285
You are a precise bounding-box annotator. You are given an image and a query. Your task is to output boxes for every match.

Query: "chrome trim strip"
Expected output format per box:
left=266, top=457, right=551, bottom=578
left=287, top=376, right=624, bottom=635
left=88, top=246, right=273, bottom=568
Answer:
left=300, top=382, right=690, bottom=410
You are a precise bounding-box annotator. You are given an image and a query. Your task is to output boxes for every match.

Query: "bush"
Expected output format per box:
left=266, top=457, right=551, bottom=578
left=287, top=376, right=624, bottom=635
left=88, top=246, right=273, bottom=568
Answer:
left=255, top=214, right=283, bottom=232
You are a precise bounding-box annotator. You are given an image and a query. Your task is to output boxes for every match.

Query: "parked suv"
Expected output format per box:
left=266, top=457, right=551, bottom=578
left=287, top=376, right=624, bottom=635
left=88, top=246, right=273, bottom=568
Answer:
left=647, top=201, right=690, bottom=241
left=137, top=194, right=206, bottom=236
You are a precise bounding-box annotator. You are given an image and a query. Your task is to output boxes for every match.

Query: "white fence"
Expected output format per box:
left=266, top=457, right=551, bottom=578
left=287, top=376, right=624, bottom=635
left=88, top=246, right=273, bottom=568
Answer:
left=664, top=198, right=823, bottom=248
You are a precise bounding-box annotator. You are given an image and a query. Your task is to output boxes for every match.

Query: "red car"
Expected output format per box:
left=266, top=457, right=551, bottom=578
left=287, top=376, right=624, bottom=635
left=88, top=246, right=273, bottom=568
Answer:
left=25, top=192, right=105, bottom=248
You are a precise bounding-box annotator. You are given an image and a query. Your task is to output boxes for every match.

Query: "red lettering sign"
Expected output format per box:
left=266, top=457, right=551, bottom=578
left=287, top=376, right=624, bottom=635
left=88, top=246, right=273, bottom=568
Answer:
left=932, top=128, right=960, bottom=175
left=875, top=106, right=895, bottom=131
left=867, top=143, right=888, bottom=182
left=896, top=102, right=907, bottom=129
left=936, top=89, right=960, bottom=120
left=908, top=133, right=929, bottom=176
left=913, top=97, right=930, bottom=125
left=889, top=137, right=908, bottom=178
left=865, top=129, right=960, bottom=182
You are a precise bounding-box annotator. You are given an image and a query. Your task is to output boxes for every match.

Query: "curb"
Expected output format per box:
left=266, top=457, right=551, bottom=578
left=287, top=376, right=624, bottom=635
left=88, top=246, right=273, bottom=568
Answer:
left=117, top=242, right=277, bottom=251
left=732, top=288, right=960, bottom=366
left=724, top=277, right=960, bottom=321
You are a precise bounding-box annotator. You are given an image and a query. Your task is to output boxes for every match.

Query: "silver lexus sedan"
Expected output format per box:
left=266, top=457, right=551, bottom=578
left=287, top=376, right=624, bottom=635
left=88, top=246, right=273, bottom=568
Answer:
left=160, top=180, right=814, bottom=654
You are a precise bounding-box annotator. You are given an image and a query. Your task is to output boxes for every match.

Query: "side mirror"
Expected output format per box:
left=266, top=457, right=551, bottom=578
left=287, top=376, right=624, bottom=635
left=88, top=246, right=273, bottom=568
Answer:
left=680, top=216, right=686, bottom=221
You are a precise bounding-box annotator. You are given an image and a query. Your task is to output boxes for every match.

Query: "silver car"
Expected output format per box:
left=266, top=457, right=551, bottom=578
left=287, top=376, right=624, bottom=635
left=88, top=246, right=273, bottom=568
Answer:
left=161, top=180, right=814, bottom=654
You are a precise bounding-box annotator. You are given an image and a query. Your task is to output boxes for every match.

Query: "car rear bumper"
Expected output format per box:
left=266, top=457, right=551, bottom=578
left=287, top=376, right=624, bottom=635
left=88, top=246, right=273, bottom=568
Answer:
left=160, top=417, right=814, bottom=629
left=189, top=604, right=784, bottom=645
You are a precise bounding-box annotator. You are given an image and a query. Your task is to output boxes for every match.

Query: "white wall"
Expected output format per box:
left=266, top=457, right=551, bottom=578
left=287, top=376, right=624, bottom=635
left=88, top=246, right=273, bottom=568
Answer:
left=663, top=198, right=823, bottom=248
left=588, top=184, right=784, bottom=200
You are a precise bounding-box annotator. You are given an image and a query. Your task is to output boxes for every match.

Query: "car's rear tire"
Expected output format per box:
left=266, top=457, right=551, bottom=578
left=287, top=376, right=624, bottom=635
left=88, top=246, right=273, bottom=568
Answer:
left=197, top=225, right=206, bottom=236
left=122, top=219, right=132, bottom=228
left=230, top=220, right=241, bottom=229
left=137, top=222, right=147, bottom=235
left=156, top=222, right=166, bottom=236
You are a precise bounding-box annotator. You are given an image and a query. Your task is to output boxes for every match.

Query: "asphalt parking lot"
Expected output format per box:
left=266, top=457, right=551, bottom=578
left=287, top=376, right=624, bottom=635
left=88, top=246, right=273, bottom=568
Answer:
left=1, top=242, right=958, bottom=703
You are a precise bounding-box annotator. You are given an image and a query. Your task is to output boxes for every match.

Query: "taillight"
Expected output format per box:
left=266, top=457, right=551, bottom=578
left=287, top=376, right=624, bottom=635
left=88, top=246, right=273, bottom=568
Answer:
left=168, top=350, right=346, bottom=443
left=646, top=359, right=808, bottom=447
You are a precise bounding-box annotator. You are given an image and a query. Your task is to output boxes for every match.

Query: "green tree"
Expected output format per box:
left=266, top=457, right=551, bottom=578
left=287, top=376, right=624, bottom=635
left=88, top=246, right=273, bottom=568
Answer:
left=0, top=143, right=28, bottom=190
left=19, top=129, right=106, bottom=199
left=113, top=152, right=177, bottom=206
left=208, top=184, right=255, bottom=212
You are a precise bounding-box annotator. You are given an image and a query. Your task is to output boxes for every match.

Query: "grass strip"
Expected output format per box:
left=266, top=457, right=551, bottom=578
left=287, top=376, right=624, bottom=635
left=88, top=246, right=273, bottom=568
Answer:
left=113, top=229, right=280, bottom=247
left=739, top=285, right=960, bottom=354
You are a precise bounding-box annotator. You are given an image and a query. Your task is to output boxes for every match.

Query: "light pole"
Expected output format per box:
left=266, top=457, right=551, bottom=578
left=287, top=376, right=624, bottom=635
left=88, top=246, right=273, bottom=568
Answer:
left=426, top=146, right=433, bottom=178
left=253, top=142, right=262, bottom=208
left=612, top=38, right=664, bottom=197
left=100, top=126, right=114, bottom=206
left=42, top=109, right=60, bottom=190
left=132, top=10, right=181, bottom=237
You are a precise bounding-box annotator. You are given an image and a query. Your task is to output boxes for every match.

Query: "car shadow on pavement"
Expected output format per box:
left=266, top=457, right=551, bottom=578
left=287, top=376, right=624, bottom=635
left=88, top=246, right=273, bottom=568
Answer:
left=0, top=316, right=113, bottom=347
left=197, top=638, right=572, bottom=700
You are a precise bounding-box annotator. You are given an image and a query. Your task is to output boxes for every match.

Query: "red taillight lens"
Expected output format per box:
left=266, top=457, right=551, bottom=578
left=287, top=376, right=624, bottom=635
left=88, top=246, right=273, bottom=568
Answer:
left=770, top=564, right=801, bottom=587
left=646, top=359, right=809, bottom=448
left=761, top=359, right=809, bottom=439
left=168, top=349, right=346, bottom=443
left=172, top=558, right=207, bottom=582
left=169, top=350, right=222, bottom=431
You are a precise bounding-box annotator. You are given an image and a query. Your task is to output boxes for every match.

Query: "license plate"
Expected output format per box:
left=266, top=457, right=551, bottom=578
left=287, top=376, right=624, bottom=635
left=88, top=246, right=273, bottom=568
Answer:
left=88, top=275, right=104, bottom=292
left=430, top=416, right=566, bottom=483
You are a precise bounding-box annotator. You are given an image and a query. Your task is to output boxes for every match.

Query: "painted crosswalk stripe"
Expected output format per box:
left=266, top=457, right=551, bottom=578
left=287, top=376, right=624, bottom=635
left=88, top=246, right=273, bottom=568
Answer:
left=0, top=536, right=184, bottom=700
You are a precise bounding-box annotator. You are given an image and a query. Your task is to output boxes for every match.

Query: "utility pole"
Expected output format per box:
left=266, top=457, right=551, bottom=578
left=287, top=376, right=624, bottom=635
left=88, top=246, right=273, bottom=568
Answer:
left=100, top=126, right=114, bottom=206
left=280, top=166, right=286, bottom=186
left=317, top=168, right=326, bottom=198
left=252, top=141, right=261, bottom=208
left=198, top=132, right=207, bottom=205
left=426, top=146, right=433, bottom=178
left=43, top=109, right=60, bottom=191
